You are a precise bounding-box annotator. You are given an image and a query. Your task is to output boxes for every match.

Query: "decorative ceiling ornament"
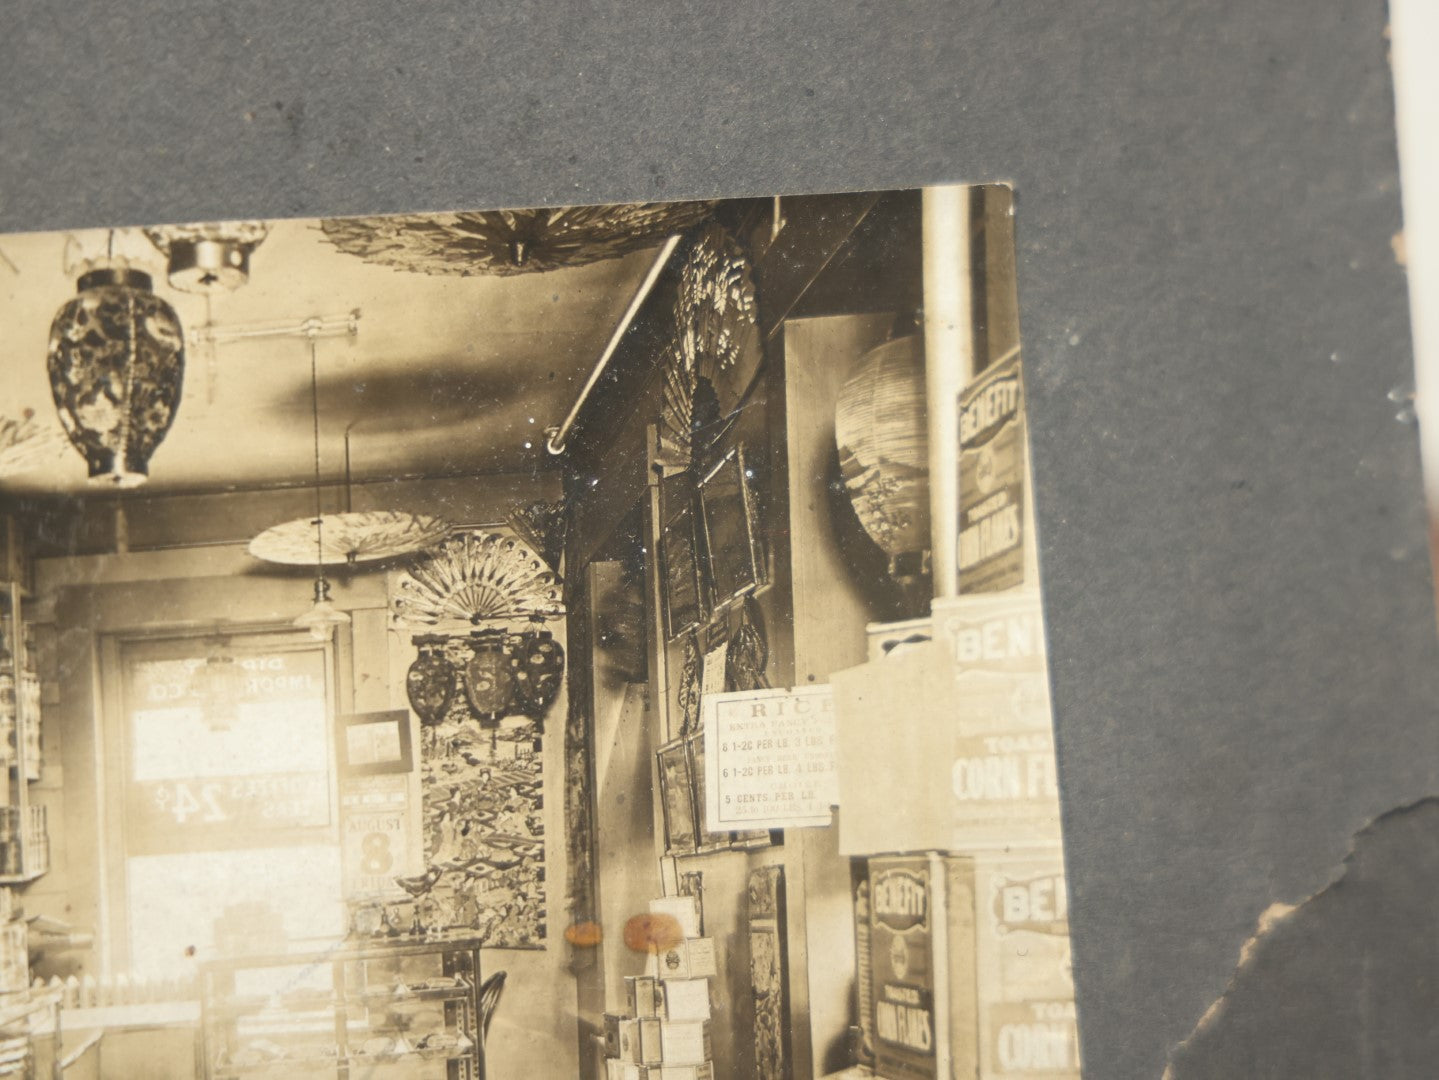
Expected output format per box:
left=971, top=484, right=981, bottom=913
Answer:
left=319, top=201, right=715, bottom=277
left=249, top=510, right=453, bottom=566
left=392, top=530, right=565, bottom=627
left=658, top=224, right=761, bottom=468
left=0, top=410, right=69, bottom=478
left=504, top=500, right=567, bottom=575
left=143, top=220, right=270, bottom=294
left=47, top=266, right=185, bottom=488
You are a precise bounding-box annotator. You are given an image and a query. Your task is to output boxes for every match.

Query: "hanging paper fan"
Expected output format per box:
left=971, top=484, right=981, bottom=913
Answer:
left=504, top=500, right=567, bottom=575
left=249, top=511, right=453, bottom=566
left=657, top=224, right=761, bottom=468
left=319, top=201, right=715, bottom=277
left=0, top=410, right=69, bottom=478
left=393, top=530, right=565, bottom=627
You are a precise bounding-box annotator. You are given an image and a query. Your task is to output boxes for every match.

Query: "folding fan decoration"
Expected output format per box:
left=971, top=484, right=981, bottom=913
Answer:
left=319, top=201, right=715, bottom=277
left=658, top=223, right=761, bottom=468
left=0, top=410, right=69, bottom=478
left=504, top=500, right=566, bottom=576
left=392, top=529, right=565, bottom=628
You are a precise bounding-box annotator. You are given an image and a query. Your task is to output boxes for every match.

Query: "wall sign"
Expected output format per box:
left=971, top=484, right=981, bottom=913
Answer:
left=702, top=685, right=837, bottom=831
left=340, top=773, right=411, bottom=900
left=958, top=353, right=1026, bottom=594
left=128, top=772, right=329, bottom=852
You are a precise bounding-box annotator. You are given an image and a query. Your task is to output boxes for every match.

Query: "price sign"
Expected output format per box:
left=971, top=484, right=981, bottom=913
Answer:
left=128, top=772, right=330, bottom=853
left=703, top=685, right=837, bottom=831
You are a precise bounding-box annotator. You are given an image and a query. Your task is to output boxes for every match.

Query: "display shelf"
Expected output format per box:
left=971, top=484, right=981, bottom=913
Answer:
left=208, top=976, right=473, bottom=1021
left=214, top=1042, right=478, bottom=1078
left=0, top=581, right=48, bottom=887
left=200, top=933, right=485, bottom=1080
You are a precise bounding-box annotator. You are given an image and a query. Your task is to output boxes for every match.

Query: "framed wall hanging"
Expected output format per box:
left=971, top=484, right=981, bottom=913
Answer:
left=660, top=493, right=707, bottom=641
left=698, top=444, right=766, bottom=609
left=336, top=709, right=414, bottom=777
left=684, top=730, right=731, bottom=853
left=657, top=737, right=698, bottom=857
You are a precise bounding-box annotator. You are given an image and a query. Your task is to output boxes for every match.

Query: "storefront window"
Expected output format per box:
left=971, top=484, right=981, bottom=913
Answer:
left=114, top=632, right=344, bottom=979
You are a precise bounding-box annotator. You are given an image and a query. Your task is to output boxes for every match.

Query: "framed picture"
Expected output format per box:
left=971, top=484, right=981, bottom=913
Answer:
left=336, top=709, right=414, bottom=776
left=698, top=445, right=765, bottom=609
left=657, top=737, right=698, bottom=856
left=685, top=730, right=731, bottom=853
left=661, top=491, right=707, bottom=641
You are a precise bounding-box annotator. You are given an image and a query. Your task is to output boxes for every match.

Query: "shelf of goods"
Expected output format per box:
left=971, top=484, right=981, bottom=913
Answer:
left=0, top=581, right=46, bottom=886
left=0, top=990, right=60, bottom=1079
left=0, top=885, right=60, bottom=1080
left=199, top=932, right=486, bottom=1080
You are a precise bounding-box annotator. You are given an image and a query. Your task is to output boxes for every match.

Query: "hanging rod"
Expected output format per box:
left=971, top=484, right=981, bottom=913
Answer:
left=189, top=309, right=361, bottom=347
left=545, top=234, right=682, bottom=456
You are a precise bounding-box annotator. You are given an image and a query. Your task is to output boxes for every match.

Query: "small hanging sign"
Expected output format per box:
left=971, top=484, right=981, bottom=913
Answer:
left=702, top=685, right=838, bottom=831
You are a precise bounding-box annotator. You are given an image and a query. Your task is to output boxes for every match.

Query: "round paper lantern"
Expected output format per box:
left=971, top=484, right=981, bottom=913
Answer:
left=834, top=334, right=931, bottom=596
left=46, top=268, right=185, bottom=487
left=508, top=630, right=565, bottom=719
left=464, top=632, right=514, bottom=726
left=406, top=636, right=458, bottom=726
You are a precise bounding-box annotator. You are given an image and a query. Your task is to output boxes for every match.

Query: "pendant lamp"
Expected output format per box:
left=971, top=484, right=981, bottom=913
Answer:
left=143, top=221, right=269, bottom=294
left=294, top=337, right=351, bottom=642
left=46, top=261, right=185, bottom=487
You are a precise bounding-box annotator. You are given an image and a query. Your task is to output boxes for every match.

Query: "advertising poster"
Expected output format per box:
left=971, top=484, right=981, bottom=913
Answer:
left=959, top=353, right=1027, bottom=594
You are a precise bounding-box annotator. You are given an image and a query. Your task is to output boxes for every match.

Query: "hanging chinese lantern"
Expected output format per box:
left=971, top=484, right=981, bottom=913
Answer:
left=834, top=334, right=931, bottom=609
left=508, top=629, right=565, bottom=721
left=46, top=268, right=185, bottom=487
left=464, top=631, right=514, bottom=727
left=406, top=635, right=458, bottom=726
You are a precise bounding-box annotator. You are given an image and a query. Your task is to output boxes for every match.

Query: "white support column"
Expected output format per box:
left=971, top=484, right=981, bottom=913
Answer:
left=922, top=185, right=977, bottom=600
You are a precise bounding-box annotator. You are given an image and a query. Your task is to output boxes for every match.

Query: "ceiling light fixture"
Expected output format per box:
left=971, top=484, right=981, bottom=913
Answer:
left=143, top=220, right=270, bottom=294
left=293, top=334, right=352, bottom=642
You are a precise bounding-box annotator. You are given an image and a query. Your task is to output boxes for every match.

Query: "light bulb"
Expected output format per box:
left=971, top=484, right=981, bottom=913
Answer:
left=294, top=578, right=350, bottom=641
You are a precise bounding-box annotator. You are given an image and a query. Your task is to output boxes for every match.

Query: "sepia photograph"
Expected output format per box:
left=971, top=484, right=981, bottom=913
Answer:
left=0, top=187, right=1081, bottom=1078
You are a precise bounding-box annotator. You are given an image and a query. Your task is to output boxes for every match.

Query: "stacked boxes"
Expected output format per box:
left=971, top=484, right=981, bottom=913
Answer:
left=865, top=853, right=1079, bottom=1080
left=0, top=888, right=25, bottom=995
left=604, top=894, right=717, bottom=1080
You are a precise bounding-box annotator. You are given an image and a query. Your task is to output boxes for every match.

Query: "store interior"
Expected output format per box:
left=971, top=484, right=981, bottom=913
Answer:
left=0, top=188, right=1078, bottom=1079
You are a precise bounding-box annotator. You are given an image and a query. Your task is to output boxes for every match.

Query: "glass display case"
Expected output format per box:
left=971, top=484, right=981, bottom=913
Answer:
left=199, top=933, right=485, bottom=1080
